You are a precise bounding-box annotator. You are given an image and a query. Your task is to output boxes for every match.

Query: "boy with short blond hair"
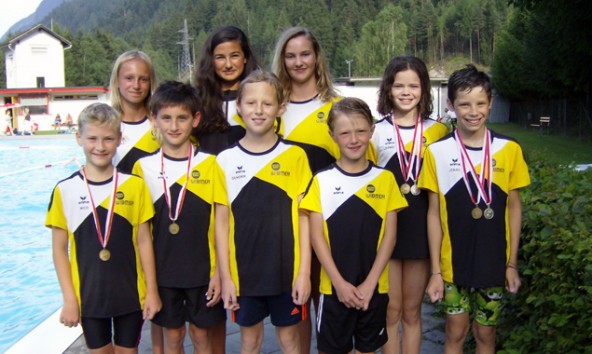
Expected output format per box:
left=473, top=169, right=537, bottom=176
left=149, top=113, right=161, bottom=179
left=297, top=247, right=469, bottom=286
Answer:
left=300, top=97, right=408, bottom=354
left=47, top=102, right=161, bottom=352
left=214, top=71, right=312, bottom=354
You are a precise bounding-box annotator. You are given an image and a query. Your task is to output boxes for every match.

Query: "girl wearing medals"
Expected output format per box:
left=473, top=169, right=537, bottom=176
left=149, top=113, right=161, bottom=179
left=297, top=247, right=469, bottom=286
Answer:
left=193, top=26, right=261, bottom=155
left=47, top=103, right=161, bottom=353
left=371, top=56, right=448, bottom=354
left=271, top=26, right=341, bottom=352
left=109, top=50, right=161, bottom=174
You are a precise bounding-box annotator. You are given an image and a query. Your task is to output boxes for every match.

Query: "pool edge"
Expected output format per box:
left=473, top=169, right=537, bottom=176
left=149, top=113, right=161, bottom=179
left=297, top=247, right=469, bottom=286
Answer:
left=5, top=307, right=82, bottom=354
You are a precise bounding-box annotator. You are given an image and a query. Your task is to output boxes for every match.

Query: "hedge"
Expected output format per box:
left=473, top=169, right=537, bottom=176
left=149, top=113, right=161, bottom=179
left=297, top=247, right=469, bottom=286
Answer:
left=497, top=153, right=592, bottom=353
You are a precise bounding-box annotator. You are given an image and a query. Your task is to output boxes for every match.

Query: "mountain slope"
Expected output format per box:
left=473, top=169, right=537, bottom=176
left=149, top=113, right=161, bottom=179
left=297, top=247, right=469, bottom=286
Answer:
left=2, top=0, right=65, bottom=39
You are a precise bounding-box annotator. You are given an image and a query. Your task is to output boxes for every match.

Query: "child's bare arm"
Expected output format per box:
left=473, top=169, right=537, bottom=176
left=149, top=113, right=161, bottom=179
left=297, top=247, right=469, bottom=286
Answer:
left=293, top=209, right=311, bottom=305
left=506, top=189, right=523, bottom=294
left=206, top=266, right=222, bottom=307
left=425, top=191, right=444, bottom=302
left=137, top=221, right=162, bottom=319
left=309, top=211, right=363, bottom=309
left=52, top=227, right=79, bottom=327
left=215, top=203, right=239, bottom=310
left=357, top=210, right=397, bottom=310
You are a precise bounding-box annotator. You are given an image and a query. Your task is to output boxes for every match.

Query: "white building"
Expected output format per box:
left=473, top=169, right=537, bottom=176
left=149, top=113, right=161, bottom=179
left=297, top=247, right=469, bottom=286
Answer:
left=0, top=25, right=108, bottom=132
left=2, top=24, right=71, bottom=89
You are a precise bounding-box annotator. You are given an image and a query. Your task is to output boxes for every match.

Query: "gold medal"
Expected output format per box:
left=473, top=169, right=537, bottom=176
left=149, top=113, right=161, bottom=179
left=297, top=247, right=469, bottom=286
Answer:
left=484, top=207, right=494, bottom=220
left=471, top=206, right=483, bottom=220
left=169, top=222, right=180, bottom=235
left=400, top=183, right=411, bottom=195
left=410, top=184, right=421, bottom=196
left=99, top=248, right=111, bottom=261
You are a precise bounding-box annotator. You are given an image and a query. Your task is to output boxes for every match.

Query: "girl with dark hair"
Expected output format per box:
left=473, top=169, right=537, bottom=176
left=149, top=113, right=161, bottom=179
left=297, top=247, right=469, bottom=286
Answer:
left=371, top=56, right=448, bottom=354
left=193, top=26, right=261, bottom=155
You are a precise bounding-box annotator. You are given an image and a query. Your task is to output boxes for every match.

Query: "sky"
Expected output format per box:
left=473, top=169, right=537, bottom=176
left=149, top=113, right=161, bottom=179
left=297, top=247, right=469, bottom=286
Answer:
left=0, top=0, right=44, bottom=38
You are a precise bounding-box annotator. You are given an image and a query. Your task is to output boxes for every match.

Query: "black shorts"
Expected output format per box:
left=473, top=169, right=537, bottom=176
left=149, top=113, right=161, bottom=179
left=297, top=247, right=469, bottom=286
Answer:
left=232, top=291, right=306, bottom=327
left=152, top=285, right=226, bottom=329
left=316, top=293, right=388, bottom=354
left=80, top=311, right=144, bottom=349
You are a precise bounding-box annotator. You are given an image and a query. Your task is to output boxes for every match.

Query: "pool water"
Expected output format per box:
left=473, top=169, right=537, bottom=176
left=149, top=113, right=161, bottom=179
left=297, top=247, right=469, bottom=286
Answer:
left=0, top=137, right=85, bottom=353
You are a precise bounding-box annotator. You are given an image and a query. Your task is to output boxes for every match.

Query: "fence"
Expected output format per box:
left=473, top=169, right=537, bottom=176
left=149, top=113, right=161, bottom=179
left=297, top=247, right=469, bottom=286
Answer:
left=508, top=94, right=592, bottom=139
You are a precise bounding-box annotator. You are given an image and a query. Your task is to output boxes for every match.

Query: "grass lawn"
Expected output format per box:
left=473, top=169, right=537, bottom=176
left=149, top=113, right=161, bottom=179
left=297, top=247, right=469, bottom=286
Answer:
left=487, top=123, right=592, bottom=165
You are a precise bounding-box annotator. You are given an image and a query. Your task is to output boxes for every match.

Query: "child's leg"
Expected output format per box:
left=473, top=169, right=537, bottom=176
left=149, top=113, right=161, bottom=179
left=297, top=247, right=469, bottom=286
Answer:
left=444, top=313, right=470, bottom=354
left=164, top=326, right=187, bottom=354
left=111, top=311, right=144, bottom=353
left=188, top=323, right=212, bottom=354
left=276, top=324, right=301, bottom=354
left=88, top=344, right=114, bottom=354
left=382, top=258, right=402, bottom=354
left=150, top=323, right=165, bottom=354
left=472, top=287, right=503, bottom=354
left=211, top=321, right=226, bottom=354
left=240, top=322, right=265, bottom=354
left=184, top=286, right=227, bottom=354
left=472, top=322, right=496, bottom=354
left=300, top=256, right=321, bottom=354
left=400, top=258, right=430, bottom=354
left=442, top=282, right=471, bottom=354
left=298, top=303, right=312, bottom=354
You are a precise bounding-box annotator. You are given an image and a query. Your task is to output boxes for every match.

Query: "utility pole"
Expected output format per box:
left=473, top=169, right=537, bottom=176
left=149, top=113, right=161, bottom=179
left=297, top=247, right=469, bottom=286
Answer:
left=177, top=19, right=193, bottom=83
left=345, top=59, right=353, bottom=78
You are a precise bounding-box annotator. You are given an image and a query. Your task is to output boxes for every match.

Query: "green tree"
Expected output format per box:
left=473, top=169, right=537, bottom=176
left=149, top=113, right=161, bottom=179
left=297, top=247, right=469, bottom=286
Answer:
left=354, top=4, right=408, bottom=76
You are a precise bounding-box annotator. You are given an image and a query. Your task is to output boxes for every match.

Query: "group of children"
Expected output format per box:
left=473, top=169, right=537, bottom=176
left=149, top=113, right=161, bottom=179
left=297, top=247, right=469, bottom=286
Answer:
left=46, top=24, right=529, bottom=354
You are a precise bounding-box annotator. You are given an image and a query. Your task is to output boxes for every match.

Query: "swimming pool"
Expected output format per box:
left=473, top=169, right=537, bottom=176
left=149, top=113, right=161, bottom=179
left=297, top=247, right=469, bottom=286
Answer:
left=0, top=136, right=85, bottom=353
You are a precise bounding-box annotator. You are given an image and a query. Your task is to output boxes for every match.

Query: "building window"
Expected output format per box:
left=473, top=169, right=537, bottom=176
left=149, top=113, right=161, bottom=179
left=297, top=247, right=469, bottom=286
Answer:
left=21, top=96, right=48, bottom=115
left=31, top=46, right=48, bottom=54
left=37, top=77, right=45, bottom=88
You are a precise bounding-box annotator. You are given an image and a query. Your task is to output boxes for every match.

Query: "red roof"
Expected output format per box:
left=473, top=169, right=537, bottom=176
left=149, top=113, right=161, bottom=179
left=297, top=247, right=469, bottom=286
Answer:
left=0, top=87, right=109, bottom=95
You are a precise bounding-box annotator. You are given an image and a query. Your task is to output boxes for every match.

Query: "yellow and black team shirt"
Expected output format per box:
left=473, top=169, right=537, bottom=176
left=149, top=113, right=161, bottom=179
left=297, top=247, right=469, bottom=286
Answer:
left=132, top=147, right=216, bottom=289
left=418, top=131, right=530, bottom=288
left=46, top=171, right=155, bottom=318
left=114, top=117, right=161, bottom=173
left=280, top=96, right=342, bottom=173
left=300, top=163, right=408, bottom=295
left=370, top=116, right=449, bottom=259
left=213, top=139, right=312, bottom=296
left=224, top=90, right=247, bottom=146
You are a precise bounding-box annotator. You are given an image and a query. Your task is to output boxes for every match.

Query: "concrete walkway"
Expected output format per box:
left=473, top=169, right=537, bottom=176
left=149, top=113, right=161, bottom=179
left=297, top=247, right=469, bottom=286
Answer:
left=64, top=300, right=445, bottom=353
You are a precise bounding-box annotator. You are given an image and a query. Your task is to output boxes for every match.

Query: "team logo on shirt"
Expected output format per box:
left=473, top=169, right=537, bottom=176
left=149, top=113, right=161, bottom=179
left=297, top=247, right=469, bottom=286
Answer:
left=316, top=112, right=327, bottom=123
left=365, top=184, right=385, bottom=199
left=191, top=170, right=210, bottom=184
left=492, top=158, right=505, bottom=173
left=271, top=162, right=290, bottom=176
left=449, top=158, right=461, bottom=172
left=78, top=195, right=90, bottom=210
left=232, top=166, right=246, bottom=180
left=379, top=138, right=396, bottom=152
left=116, top=191, right=134, bottom=206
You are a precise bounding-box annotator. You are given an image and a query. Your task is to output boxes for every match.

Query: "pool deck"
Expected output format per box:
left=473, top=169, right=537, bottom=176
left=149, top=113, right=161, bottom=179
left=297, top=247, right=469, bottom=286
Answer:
left=63, top=302, right=445, bottom=353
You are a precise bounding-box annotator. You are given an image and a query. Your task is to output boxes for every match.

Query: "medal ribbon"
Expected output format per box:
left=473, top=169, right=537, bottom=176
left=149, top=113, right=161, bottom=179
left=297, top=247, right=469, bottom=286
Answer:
left=455, top=129, right=493, bottom=206
left=393, top=115, right=424, bottom=184
left=161, top=144, right=193, bottom=222
left=81, top=167, right=118, bottom=249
